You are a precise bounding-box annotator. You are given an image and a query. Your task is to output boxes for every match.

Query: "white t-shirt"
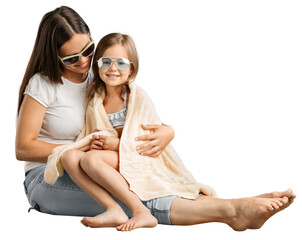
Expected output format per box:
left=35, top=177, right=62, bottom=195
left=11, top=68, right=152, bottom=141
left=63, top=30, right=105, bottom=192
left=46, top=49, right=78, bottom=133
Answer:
left=23, top=72, right=93, bottom=172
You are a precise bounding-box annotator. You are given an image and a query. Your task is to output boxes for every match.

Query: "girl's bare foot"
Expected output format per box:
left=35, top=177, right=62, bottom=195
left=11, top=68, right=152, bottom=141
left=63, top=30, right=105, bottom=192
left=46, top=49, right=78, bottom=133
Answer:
left=81, top=207, right=129, bottom=228
left=116, top=210, right=158, bottom=231
left=227, top=196, right=292, bottom=231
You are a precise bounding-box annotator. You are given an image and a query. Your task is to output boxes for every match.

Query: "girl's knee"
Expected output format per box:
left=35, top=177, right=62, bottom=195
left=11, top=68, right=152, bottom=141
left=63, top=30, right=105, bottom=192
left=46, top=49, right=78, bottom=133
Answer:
left=61, top=149, right=81, bottom=169
left=80, top=151, right=104, bottom=171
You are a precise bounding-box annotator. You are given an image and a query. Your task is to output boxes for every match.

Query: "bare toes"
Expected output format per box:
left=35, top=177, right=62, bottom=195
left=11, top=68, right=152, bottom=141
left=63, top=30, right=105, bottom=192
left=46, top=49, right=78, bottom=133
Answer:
left=282, top=196, right=289, bottom=204
left=272, top=202, right=279, bottom=209
left=116, top=224, right=122, bottom=231
left=127, top=223, right=135, bottom=231
left=81, top=219, right=88, bottom=227
left=266, top=204, right=274, bottom=211
left=120, top=222, right=134, bottom=231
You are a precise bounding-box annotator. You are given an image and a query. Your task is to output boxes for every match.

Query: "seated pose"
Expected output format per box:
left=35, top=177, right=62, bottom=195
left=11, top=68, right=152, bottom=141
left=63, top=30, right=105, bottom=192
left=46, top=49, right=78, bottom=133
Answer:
left=16, top=6, right=295, bottom=233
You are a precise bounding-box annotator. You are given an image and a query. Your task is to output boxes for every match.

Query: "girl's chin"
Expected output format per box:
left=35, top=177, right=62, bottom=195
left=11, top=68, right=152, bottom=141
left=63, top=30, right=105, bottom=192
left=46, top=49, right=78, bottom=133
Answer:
left=104, top=81, right=125, bottom=88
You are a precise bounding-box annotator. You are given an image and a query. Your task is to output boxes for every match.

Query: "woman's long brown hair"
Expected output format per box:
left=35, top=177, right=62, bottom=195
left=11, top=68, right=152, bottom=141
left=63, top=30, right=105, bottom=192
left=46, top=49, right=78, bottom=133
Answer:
left=17, top=6, right=90, bottom=113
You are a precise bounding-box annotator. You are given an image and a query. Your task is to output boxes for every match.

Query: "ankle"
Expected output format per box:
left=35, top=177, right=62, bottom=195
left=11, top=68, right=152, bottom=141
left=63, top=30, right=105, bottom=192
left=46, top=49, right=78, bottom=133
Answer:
left=215, top=199, right=238, bottom=226
left=225, top=199, right=238, bottom=219
left=131, top=206, right=151, bottom=216
left=106, top=204, right=124, bottom=212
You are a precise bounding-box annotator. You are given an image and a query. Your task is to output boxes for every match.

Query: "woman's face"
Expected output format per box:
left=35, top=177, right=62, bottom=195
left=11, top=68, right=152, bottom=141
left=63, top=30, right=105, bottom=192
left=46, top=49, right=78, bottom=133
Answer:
left=58, top=33, right=93, bottom=75
left=98, top=44, right=133, bottom=88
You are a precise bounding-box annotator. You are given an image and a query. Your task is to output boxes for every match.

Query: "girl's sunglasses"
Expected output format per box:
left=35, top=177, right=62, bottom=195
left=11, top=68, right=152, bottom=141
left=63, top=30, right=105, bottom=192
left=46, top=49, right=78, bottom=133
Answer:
left=97, top=57, right=132, bottom=71
left=59, top=41, right=95, bottom=66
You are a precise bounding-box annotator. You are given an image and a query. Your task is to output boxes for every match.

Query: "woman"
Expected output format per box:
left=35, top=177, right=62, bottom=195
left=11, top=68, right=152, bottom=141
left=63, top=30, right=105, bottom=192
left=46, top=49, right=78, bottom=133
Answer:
left=16, top=6, right=295, bottom=231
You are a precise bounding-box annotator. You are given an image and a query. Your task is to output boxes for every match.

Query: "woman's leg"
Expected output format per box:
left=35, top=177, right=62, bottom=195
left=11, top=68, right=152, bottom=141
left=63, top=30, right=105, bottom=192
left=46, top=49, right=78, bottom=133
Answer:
left=23, top=164, right=130, bottom=217
left=80, top=150, right=158, bottom=231
left=60, top=149, right=129, bottom=227
left=170, top=189, right=295, bottom=231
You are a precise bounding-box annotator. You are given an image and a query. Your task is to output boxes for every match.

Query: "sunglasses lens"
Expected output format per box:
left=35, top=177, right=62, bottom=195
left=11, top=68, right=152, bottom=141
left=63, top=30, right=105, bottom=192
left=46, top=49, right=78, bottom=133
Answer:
left=116, top=58, right=130, bottom=70
left=98, top=58, right=112, bottom=69
left=63, top=56, right=79, bottom=66
left=97, top=58, right=131, bottom=70
left=82, top=43, right=95, bottom=57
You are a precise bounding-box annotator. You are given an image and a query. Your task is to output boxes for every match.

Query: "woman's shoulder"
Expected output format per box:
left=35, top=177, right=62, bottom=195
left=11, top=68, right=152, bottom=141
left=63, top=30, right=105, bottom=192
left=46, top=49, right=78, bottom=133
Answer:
left=27, top=73, right=56, bottom=89
left=24, top=73, right=57, bottom=107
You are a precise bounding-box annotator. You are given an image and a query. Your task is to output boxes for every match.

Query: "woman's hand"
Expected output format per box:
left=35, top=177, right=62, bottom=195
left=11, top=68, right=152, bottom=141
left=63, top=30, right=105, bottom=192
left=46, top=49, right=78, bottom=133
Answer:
left=135, top=124, right=175, bottom=157
left=90, top=134, right=120, bottom=152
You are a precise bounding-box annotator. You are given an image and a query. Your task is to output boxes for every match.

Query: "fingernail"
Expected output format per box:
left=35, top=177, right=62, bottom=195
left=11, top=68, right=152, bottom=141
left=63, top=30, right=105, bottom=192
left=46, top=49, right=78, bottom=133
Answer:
left=140, top=152, right=144, bottom=156
left=135, top=137, right=138, bottom=141
left=136, top=146, right=140, bottom=150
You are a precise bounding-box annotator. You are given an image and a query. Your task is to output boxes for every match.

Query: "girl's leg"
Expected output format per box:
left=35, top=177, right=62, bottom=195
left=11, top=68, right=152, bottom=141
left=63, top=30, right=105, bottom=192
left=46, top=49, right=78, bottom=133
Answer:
left=61, top=149, right=129, bottom=227
left=170, top=189, right=295, bottom=231
left=80, top=150, right=158, bottom=231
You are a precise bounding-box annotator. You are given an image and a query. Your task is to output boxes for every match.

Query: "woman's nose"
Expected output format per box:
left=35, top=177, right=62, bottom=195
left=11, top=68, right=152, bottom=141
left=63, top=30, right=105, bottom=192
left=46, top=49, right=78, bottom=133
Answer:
left=78, top=55, right=90, bottom=64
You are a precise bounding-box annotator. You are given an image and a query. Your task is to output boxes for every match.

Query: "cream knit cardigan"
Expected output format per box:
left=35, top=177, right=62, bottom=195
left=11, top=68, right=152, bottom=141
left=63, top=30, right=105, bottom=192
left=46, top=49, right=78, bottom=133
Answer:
left=44, top=81, right=217, bottom=200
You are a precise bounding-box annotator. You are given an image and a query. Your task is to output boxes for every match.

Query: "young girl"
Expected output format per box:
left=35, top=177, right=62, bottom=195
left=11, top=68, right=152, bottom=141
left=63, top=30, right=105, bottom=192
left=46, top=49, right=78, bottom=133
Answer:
left=60, top=33, right=159, bottom=231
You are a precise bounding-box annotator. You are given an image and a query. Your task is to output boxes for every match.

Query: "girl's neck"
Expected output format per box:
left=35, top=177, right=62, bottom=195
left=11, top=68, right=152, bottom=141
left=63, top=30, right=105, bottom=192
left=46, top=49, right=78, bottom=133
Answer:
left=62, top=70, right=88, bottom=84
left=105, top=85, right=123, bottom=98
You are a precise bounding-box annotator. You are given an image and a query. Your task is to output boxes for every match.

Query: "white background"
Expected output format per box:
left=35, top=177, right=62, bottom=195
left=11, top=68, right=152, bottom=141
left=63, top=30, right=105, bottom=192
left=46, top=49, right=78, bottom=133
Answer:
left=1, top=0, right=301, bottom=239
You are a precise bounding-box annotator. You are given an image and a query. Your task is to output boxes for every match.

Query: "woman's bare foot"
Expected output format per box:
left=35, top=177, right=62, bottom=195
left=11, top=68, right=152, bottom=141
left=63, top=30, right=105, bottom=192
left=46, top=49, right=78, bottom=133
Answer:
left=227, top=196, right=292, bottom=231
left=255, top=188, right=296, bottom=200
left=81, top=207, right=129, bottom=228
left=116, top=210, right=158, bottom=231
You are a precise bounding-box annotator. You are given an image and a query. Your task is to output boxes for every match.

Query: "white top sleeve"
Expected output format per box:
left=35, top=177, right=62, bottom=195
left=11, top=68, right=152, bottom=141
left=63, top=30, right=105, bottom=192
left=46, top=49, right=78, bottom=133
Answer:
left=24, top=73, right=55, bottom=108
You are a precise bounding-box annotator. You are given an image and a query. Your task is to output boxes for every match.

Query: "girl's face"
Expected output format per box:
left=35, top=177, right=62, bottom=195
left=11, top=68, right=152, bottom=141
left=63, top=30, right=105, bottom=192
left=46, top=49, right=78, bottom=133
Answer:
left=98, top=44, right=133, bottom=88
left=58, top=33, right=93, bottom=75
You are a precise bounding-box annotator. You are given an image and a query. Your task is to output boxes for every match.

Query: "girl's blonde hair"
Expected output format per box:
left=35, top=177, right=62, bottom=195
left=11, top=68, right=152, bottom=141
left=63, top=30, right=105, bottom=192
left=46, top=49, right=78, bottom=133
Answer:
left=89, top=33, right=139, bottom=99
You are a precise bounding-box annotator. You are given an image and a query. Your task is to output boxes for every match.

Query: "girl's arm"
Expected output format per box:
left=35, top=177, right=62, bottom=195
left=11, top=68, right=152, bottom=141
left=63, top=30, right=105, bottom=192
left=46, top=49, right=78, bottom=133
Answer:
left=135, top=124, right=175, bottom=157
left=15, top=95, right=60, bottom=163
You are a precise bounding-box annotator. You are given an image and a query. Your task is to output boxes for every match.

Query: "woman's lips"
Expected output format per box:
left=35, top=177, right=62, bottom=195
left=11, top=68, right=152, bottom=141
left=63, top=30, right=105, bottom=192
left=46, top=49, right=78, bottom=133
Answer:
left=77, top=61, right=89, bottom=68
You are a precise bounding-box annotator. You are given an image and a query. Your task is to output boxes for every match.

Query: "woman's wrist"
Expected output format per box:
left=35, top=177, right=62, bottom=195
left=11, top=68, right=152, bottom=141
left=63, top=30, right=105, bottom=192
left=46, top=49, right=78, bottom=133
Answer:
left=163, top=123, right=175, bottom=142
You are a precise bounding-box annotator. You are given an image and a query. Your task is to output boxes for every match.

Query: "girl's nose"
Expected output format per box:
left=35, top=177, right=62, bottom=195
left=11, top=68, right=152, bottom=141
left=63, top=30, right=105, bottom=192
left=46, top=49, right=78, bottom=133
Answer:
left=109, top=61, right=118, bottom=70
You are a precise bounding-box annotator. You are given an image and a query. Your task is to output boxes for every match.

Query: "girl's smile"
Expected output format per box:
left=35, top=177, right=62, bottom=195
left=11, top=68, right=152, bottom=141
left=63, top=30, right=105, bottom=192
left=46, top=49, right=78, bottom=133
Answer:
left=98, top=44, right=132, bottom=88
left=106, top=73, right=120, bottom=79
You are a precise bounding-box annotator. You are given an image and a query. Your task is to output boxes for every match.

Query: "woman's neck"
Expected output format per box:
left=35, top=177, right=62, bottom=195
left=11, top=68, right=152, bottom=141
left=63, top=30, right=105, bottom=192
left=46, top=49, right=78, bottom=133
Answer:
left=62, top=70, right=88, bottom=84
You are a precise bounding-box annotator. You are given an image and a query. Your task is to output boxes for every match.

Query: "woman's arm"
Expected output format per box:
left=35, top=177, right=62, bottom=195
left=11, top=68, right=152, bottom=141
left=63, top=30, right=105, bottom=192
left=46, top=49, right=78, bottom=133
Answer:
left=15, top=95, right=60, bottom=162
left=135, top=123, right=175, bottom=157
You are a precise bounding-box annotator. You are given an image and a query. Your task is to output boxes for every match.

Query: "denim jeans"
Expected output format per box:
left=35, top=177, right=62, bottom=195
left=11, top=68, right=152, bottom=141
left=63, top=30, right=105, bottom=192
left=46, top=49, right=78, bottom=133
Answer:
left=24, top=164, right=178, bottom=224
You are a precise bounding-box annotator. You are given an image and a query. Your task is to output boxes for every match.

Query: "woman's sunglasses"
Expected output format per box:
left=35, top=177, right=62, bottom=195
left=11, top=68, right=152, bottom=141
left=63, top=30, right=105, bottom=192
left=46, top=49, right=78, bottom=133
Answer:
left=97, top=57, right=132, bottom=71
left=59, top=41, right=95, bottom=66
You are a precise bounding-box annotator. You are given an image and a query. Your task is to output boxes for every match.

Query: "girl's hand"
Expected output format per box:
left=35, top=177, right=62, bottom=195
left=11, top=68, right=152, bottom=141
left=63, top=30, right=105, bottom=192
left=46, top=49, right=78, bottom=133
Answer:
left=135, top=124, right=175, bottom=157
left=90, top=135, right=120, bottom=151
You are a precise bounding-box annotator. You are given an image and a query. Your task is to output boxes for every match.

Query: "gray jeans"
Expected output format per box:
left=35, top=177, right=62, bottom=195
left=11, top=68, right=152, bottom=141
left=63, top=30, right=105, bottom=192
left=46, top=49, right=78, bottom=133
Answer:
left=24, top=164, right=178, bottom=225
